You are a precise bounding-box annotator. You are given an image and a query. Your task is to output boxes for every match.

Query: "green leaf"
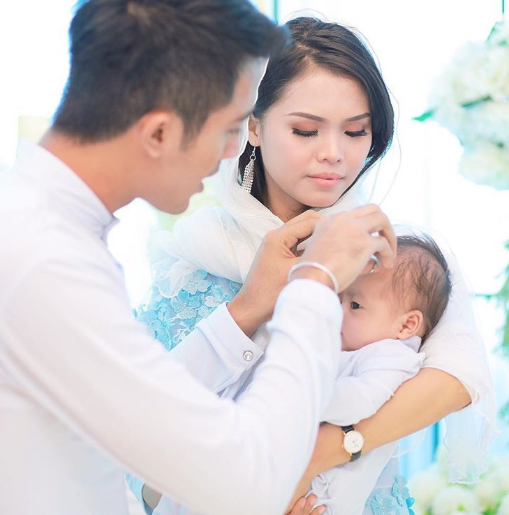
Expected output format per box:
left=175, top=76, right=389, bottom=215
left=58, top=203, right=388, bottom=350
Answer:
left=413, top=109, right=435, bottom=122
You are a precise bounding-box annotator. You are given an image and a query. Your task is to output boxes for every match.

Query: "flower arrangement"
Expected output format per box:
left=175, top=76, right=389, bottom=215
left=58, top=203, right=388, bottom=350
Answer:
left=416, top=17, right=509, bottom=406
left=408, top=449, right=509, bottom=515
left=415, top=20, right=509, bottom=190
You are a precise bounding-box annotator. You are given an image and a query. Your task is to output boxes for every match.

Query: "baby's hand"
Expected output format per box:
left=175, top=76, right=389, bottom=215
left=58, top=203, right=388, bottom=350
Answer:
left=286, top=494, right=326, bottom=515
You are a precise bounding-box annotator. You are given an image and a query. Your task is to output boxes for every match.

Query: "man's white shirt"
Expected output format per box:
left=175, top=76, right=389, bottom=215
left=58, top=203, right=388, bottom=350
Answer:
left=0, top=141, right=342, bottom=515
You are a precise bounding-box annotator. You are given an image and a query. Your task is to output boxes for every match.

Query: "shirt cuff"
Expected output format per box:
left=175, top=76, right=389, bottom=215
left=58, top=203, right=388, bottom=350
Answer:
left=197, top=302, right=264, bottom=370
left=279, top=279, right=342, bottom=322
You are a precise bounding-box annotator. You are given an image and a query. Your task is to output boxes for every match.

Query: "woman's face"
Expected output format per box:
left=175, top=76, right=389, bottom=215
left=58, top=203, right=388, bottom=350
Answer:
left=249, top=66, right=372, bottom=221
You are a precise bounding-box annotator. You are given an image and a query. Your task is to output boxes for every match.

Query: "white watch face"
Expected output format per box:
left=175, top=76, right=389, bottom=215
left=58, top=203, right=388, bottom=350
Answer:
left=344, top=430, right=364, bottom=454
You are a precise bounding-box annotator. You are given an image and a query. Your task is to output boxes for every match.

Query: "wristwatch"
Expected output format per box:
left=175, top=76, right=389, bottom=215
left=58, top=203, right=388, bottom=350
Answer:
left=341, top=425, right=364, bottom=462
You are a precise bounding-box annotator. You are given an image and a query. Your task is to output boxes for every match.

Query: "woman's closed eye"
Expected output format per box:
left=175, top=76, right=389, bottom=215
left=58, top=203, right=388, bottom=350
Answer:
left=293, top=128, right=369, bottom=138
left=345, top=129, right=368, bottom=138
left=350, top=301, right=362, bottom=310
left=292, top=128, right=318, bottom=138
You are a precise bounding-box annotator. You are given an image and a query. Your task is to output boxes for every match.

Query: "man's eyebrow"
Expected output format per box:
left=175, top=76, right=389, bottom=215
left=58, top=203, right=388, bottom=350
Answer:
left=285, top=112, right=372, bottom=123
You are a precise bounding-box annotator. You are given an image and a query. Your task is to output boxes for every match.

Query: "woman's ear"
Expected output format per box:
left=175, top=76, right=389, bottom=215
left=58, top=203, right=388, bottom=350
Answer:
left=248, top=115, right=261, bottom=147
left=397, top=310, right=425, bottom=340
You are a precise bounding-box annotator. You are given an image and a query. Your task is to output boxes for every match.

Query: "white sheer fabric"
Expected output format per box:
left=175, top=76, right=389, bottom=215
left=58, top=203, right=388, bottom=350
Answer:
left=149, top=131, right=496, bottom=484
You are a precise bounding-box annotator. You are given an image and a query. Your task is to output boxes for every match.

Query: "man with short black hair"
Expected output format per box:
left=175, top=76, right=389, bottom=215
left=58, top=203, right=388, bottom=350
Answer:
left=0, top=2, right=396, bottom=514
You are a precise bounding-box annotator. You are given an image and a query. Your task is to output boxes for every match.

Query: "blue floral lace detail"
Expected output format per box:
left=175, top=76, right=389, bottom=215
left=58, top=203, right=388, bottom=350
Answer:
left=135, top=269, right=242, bottom=351
left=370, top=494, right=401, bottom=515
left=368, top=476, right=414, bottom=515
left=392, top=475, right=415, bottom=515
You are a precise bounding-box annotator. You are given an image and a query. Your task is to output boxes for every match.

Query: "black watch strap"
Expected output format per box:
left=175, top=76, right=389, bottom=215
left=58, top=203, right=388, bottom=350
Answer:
left=341, top=425, right=362, bottom=462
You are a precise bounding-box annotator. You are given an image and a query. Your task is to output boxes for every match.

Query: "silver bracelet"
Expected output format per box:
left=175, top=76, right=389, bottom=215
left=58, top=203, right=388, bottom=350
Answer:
left=288, top=261, right=340, bottom=294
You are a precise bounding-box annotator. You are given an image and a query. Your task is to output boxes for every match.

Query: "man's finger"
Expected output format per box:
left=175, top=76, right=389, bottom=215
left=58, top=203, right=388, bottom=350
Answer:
left=370, top=235, right=395, bottom=270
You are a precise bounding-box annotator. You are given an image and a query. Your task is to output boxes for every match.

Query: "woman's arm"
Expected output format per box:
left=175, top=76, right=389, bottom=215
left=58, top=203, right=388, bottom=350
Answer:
left=290, top=368, right=470, bottom=504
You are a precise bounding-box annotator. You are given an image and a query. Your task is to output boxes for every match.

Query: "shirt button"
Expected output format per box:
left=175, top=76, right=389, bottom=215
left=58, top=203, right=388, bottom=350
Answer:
left=243, top=350, right=254, bottom=362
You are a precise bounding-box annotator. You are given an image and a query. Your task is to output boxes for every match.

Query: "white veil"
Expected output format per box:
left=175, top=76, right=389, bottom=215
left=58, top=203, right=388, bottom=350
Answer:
left=150, top=109, right=496, bottom=487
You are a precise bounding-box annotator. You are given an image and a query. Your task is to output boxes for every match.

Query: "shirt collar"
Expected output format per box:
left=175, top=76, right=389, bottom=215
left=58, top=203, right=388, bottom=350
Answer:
left=14, top=139, right=119, bottom=241
left=404, top=335, right=422, bottom=352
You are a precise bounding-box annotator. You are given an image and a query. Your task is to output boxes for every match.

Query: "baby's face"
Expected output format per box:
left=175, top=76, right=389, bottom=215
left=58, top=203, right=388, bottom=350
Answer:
left=340, top=267, right=404, bottom=351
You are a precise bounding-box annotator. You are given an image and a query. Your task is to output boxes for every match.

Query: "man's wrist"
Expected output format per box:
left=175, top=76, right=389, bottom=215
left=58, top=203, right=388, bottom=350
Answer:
left=288, top=267, right=337, bottom=293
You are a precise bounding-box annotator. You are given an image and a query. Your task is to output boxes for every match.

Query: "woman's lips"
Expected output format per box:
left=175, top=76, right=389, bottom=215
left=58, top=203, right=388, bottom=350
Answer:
left=307, top=173, right=344, bottom=188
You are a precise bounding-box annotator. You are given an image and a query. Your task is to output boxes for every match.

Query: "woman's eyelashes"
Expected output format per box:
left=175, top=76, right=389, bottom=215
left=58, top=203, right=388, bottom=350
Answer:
left=292, top=128, right=318, bottom=138
left=292, top=128, right=369, bottom=138
left=345, top=129, right=368, bottom=137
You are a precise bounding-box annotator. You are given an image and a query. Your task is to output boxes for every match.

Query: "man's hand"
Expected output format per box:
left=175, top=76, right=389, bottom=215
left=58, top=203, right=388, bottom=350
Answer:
left=228, top=210, right=322, bottom=335
left=292, top=204, right=396, bottom=293
left=228, top=204, right=396, bottom=335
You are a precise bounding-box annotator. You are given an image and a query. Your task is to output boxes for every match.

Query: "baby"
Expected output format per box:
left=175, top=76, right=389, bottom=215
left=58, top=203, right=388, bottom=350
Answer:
left=130, top=234, right=452, bottom=515
left=309, top=233, right=452, bottom=515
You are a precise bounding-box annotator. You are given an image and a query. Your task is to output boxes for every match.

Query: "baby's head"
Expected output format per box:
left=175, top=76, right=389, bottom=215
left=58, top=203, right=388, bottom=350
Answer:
left=340, top=234, right=452, bottom=351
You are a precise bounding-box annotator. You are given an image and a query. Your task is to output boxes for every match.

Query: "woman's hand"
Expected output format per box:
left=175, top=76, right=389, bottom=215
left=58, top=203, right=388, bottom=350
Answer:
left=286, top=494, right=326, bottom=515
left=228, top=210, right=323, bottom=335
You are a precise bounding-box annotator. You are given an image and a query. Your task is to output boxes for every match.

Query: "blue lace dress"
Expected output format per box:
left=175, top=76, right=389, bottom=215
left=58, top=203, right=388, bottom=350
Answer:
left=129, top=269, right=415, bottom=515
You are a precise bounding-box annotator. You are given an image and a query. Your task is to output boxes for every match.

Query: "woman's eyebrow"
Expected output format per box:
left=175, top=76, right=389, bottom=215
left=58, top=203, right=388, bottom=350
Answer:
left=285, top=111, right=371, bottom=122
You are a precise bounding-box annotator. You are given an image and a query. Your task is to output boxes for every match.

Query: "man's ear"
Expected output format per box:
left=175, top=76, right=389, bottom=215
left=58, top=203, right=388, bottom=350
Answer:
left=137, top=110, right=184, bottom=159
left=248, top=115, right=261, bottom=147
left=397, top=310, right=425, bottom=340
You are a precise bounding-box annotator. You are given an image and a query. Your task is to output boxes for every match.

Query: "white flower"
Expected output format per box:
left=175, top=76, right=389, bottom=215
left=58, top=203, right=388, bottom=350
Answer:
left=467, top=101, right=509, bottom=146
left=459, top=141, right=509, bottom=190
left=411, top=502, right=427, bottom=515
left=423, top=20, right=509, bottom=191
left=497, top=493, right=509, bottom=515
left=408, top=466, right=448, bottom=508
left=473, top=476, right=503, bottom=511
left=490, top=464, right=509, bottom=491
left=489, top=455, right=509, bottom=469
left=431, top=485, right=480, bottom=515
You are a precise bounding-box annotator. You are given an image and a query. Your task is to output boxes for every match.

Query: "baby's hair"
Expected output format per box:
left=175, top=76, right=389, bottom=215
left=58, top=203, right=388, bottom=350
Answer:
left=391, top=234, right=452, bottom=341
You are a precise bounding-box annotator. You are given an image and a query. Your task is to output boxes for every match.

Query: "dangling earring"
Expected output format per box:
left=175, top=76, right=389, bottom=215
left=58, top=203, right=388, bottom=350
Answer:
left=242, top=147, right=256, bottom=193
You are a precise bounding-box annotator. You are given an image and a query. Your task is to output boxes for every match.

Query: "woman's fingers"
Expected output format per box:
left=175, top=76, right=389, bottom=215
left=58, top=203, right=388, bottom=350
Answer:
left=276, top=211, right=323, bottom=252
left=287, top=494, right=326, bottom=515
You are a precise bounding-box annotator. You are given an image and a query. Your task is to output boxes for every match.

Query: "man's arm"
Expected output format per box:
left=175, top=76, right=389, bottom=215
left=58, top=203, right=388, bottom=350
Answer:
left=5, top=261, right=341, bottom=515
left=3, top=206, right=396, bottom=515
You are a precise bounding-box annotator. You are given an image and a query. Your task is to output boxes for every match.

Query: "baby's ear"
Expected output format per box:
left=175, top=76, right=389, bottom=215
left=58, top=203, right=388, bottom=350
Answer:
left=397, top=310, right=425, bottom=339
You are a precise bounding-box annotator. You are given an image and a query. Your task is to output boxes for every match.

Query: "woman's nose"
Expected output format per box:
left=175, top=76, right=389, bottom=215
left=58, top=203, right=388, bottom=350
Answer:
left=317, top=135, right=344, bottom=164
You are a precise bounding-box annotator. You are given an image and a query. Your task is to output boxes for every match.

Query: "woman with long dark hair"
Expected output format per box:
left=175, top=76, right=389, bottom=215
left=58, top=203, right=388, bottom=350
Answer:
left=129, top=17, right=494, bottom=515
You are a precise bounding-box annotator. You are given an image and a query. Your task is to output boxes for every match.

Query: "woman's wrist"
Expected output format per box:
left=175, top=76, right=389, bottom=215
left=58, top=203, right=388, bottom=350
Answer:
left=310, top=424, right=350, bottom=475
left=227, top=293, right=267, bottom=337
